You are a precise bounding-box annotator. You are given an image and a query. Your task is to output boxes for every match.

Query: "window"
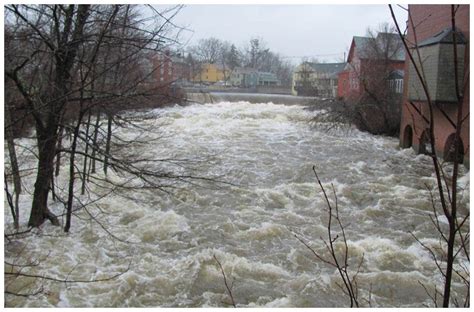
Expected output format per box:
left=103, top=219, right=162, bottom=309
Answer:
left=389, top=78, right=404, bottom=94
left=349, top=76, right=358, bottom=90
left=401, top=125, right=413, bottom=148
left=396, top=79, right=403, bottom=93
left=444, top=133, right=464, bottom=163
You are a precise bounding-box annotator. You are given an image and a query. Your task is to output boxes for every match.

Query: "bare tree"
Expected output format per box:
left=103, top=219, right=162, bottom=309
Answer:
left=294, top=166, right=364, bottom=307
left=5, top=4, right=92, bottom=227
left=189, top=37, right=223, bottom=64
left=4, top=4, right=185, bottom=229
left=293, top=60, right=318, bottom=96
left=218, top=40, right=232, bottom=84
left=273, top=57, right=294, bottom=88
left=224, top=44, right=242, bottom=71
left=4, top=6, right=233, bottom=302
left=244, top=37, right=269, bottom=70
left=185, top=52, right=202, bottom=84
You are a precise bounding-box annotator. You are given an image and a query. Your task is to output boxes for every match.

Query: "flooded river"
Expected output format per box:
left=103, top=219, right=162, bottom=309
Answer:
left=4, top=101, right=470, bottom=307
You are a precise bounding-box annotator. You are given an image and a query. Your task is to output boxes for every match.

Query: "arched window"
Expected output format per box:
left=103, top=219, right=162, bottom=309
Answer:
left=418, top=130, right=432, bottom=155
left=443, top=133, right=464, bottom=164
left=401, top=125, right=413, bottom=148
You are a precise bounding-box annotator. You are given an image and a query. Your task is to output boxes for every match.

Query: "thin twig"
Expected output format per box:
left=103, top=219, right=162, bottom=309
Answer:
left=213, top=255, right=236, bottom=308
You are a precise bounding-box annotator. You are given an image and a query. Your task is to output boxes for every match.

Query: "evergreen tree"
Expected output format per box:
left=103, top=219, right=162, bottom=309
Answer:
left=226, top=44, right=241, bottom=70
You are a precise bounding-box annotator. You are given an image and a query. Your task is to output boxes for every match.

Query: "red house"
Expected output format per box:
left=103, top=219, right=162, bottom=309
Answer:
left=337, top=33, right=405, bottom=102
left=151, top=50, right=190, bottom=86
left=399, top=5, right=469, bottom=167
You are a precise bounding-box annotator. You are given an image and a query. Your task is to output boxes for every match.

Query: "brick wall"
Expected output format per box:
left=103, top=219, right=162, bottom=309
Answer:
left=152, top=51, right=173, bottom=85
left=337, top=70, right=349, bottom=98
left=407, top=5, right=469, bottom=43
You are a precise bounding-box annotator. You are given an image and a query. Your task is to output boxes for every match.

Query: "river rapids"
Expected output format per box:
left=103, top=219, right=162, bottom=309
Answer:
left=4, top=100, right=470, bottom=307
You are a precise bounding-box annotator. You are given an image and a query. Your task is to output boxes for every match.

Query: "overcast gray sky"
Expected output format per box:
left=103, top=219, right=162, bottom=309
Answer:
left=166, top=4, right=408, bottom=64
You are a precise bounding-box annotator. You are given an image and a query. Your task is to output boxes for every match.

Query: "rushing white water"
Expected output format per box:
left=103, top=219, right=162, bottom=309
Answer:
left=4, top=101, right=470, bottom=307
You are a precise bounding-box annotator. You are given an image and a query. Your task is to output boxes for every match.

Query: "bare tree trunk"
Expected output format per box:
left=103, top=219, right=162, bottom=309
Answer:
left=5, top=103, right=22, bottom=229
left=442, top=6, right=465, bottom=306
left=28, top=4, right=91, bottom=228
left=55, top=123, right=64, bottom=177
left=65, top=107, right=85, bottom=233
left=4, top=175, right=17, bottom=227
left=50, top=172, right=57, bottom=201
left=29, top=124, right=61, bottom=227
left=81, top=110, right=92, bottom=195
left=52, top=117, right=65, bottom=202
left=102, top=5, right=129, bottom=177
left=90, top=109, right=101, bottom=174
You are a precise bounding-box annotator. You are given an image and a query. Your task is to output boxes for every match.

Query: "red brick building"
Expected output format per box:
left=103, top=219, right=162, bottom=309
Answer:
left=337, top=70, right=350, bottom=98
left=151, top=50, right=190, bottom=86
left=337, top=33, right=405, bottom=102
left=399, top=5, right=469, bottom=167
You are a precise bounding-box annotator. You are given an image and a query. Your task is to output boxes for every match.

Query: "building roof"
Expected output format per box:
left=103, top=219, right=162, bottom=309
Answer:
left=258, top=71, right=279, bottom=81
left=305, top=62, right=347, bottom=75
left=232, top=68, right=278, bottom=81
left=349, top=33, right=405, bottom=62
left=202, top=63, right=228, bottom=71
left=417, top=27, right=467, bottom=47
left=352, top=36, right=372, bottom=57
left=233, top=67, right=258, bottom=74
left=258, top=71, right=277, bottom=76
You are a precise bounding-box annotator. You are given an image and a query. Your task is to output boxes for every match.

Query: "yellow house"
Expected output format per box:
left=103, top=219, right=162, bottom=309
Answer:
left=193, top=63, right=229, bottom=84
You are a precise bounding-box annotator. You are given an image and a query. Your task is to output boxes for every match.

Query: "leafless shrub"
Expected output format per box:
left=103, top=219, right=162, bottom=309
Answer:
left=294, top=166, right=365, bottom=307
left=213, top=255, right=236, bottom=307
